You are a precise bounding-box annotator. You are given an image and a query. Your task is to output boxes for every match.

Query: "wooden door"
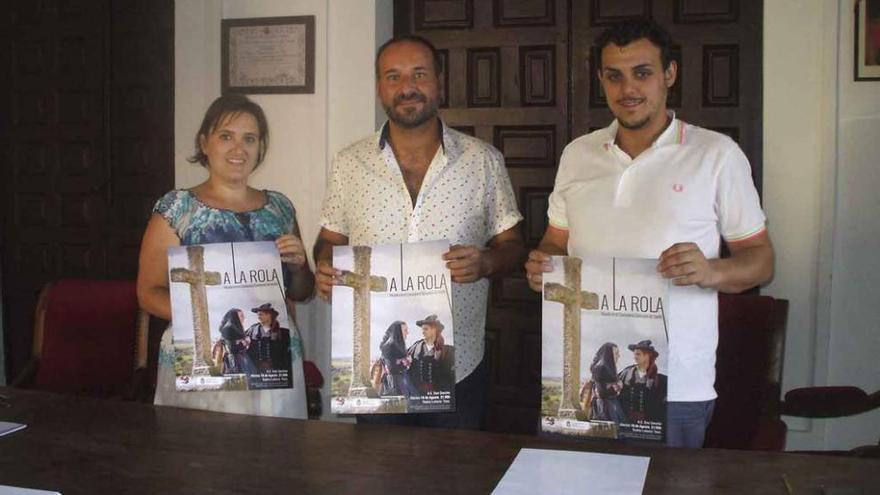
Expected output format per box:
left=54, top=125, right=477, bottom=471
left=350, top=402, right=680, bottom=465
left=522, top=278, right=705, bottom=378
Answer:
left=394, top=0, right=762, bottom=434
left=0, top=0, right=173, bottom=379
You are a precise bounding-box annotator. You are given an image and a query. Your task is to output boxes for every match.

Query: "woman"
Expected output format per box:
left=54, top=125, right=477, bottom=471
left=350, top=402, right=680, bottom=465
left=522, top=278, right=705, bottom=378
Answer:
left=589, top=342, right=626, bottom=423
left=218, top=309, right=255, bottom=375
left=137, top=94, right=315, bottom=418
left=378, top=321, right=414, bottom=397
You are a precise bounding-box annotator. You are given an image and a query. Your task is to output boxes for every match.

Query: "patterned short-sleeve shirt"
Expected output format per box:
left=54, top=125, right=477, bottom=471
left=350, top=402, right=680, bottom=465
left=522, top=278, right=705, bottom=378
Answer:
left=153, top=189, right=297, bottom=245
left=153, top=189, right=300, bottom=289
left=320, top=121, right=523, bottom=382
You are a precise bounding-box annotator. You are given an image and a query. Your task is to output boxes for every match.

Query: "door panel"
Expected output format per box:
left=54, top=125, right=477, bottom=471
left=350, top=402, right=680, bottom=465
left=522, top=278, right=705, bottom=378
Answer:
left=0, top=0, right=174, bottom=378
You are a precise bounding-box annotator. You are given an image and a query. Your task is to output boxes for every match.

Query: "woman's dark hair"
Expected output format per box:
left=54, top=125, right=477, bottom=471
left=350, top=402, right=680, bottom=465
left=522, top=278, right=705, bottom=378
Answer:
left=590, top=342, right=619, bottom=377
left=219, top=308, right=245, bottom=339
left=593, top=18, right=674, bottom=70
left=188, top=94, right=270, bottom=168
left=380, top=321, right=407, bottom=355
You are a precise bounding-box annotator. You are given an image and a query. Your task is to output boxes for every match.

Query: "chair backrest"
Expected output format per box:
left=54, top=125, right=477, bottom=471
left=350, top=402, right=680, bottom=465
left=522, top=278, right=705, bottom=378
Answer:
left=704, top=293, right=789, bottom=450
left=32, top=279, right=145, bottom=396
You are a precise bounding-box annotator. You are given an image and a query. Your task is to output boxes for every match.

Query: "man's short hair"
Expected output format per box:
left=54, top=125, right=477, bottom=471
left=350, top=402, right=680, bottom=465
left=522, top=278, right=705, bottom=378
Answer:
left=375, top=34, right=443, bottom=79
left=593, top=18, right=674, bottom=70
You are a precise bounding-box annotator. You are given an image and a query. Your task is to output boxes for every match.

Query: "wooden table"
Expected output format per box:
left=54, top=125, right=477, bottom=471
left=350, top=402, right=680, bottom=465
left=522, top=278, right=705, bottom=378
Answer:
left=0, top=388, right=875, bottom=494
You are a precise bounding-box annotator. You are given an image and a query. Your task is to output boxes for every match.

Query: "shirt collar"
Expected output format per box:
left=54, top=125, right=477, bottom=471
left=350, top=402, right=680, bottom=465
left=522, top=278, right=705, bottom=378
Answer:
left=375, top=118, right=463, bottom=162
left=602, top=111, right=685, bottom=151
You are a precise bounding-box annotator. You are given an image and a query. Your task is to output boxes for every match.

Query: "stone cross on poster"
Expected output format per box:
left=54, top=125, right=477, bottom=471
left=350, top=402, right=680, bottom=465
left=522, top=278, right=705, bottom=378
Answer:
left=170, top=245, right=222, bottom=376
left=544, top=256, right=598, bottom=419
left=340, top=245, right=387, bottom=398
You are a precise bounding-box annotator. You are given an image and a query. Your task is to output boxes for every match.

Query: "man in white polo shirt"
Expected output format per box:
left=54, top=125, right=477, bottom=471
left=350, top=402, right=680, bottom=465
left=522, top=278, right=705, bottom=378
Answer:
left=525, top=19, right=774, bottom=448
left=314, top=35, right=525, bottom=430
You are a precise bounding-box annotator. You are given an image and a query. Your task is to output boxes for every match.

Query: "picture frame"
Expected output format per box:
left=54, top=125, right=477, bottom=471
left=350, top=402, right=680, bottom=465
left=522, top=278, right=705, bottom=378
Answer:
left=221, top=16, right=315, bottom=94
left=855, top=0, right=880, bottom=81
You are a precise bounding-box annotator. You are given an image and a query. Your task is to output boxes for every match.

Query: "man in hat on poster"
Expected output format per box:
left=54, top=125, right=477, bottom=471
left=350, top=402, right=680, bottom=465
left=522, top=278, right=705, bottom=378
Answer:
left=617, top=340, right=667, bottom=423
left=406, top=314, right=455, bottom=395
left=246, top=303, right=291, bottom=372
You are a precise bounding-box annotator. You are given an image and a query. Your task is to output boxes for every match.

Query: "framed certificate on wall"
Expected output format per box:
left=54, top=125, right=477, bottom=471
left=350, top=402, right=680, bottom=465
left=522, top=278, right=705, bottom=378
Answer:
left=855, top=0, right=880, bottom=81
left=221, top=15, right=315, bottom=94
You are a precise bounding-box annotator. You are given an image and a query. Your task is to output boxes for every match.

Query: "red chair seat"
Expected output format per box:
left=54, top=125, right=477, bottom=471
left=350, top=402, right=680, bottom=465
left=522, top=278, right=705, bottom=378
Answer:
left=32, top=279, right=140, bottom=397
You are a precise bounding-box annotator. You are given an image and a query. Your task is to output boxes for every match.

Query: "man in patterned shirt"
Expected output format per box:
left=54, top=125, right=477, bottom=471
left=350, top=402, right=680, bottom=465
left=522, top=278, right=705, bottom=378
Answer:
left=314, top=35, right=525, bottom=430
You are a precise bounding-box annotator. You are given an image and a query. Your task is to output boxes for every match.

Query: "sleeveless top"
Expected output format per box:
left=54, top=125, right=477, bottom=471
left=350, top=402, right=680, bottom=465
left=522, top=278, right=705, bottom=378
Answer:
left=152, top=189, right=308, bottom=419
left=153, top=189, right=297, bottom=245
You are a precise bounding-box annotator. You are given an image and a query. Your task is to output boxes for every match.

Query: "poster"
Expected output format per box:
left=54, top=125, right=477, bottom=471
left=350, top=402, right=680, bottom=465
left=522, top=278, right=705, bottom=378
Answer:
left=331, top=240, right=455, bottom=414
left=541, top=256, right=669, bottom=442
left=168, top=241, right=293, bottom=392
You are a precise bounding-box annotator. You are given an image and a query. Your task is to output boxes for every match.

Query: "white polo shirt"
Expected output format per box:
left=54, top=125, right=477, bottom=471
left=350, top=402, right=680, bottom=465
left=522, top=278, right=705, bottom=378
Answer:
left=548, top=116, right=766, bottom=401
left=320, top=121, right=523, bottom=383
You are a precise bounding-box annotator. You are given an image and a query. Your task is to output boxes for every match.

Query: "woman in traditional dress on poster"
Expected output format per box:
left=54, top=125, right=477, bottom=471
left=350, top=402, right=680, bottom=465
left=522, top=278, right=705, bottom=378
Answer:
left=378, top=321, right=414, bottom=397
left=218, top=309, right=255, bottom=375
left=137, top=94, right=314, bottom=418
left=589, top=342, right=626, bottom=423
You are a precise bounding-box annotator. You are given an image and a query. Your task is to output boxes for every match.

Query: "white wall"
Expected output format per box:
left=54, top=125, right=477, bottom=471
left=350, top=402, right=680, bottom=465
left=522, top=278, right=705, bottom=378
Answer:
left=174, top=0, right=221, bottom=189
left=763, top=0, right=837, bottom=450
left=765, top=0, right=880, bottom=450
left=174, top=0, right=392, bottom=417
left=824, top=0, right=880, bottom=450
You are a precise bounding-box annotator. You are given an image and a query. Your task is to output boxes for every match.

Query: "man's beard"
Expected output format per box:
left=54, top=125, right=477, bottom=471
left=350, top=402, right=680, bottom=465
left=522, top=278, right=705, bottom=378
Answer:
left=615, top=92, right=668, bottom=130
left=383, top=91, right=439, bottom=128
left=618, top=115, right=651, bottom=130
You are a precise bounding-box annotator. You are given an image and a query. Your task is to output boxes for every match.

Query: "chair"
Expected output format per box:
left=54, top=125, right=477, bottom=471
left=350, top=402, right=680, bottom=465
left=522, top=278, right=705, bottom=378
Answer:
left=783, top=386, right=880, bottom=418
left=12, top=279, right=149, bottom=399
left=704, top=293, right=789, bottom=450
left=780, top=386, right=880, bottom=457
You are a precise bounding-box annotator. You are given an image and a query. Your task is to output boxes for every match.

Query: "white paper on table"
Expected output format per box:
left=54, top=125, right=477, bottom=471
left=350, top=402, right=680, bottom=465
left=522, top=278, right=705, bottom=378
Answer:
left=0, top=486, right=61, bottom=495
left=492, top=448, right=650, bottom=495
left=0, top=422, right=26, bottom=438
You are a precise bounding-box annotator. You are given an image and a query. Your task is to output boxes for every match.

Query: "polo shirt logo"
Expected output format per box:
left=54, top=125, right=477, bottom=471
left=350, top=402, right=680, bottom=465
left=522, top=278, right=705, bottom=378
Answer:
left=673, top=184, right=684, bottom=192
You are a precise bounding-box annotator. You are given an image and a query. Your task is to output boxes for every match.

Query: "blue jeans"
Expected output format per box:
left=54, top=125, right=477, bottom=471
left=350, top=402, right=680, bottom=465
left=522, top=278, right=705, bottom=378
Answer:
left=356, top=359, right=488, bottom=430
left=666, top=400, right=715, bottom=448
